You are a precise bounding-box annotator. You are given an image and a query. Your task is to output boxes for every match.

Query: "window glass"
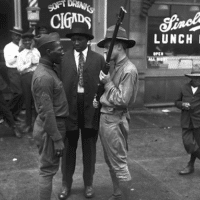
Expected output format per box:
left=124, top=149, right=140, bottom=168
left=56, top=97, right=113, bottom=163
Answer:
left=147, top=2, right=200, bottom=69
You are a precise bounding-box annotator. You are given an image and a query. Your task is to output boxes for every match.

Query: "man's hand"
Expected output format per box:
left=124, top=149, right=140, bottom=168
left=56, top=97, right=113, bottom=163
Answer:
left=182, top=102, right=191, bottom=110
left=93, top=97, right=99, bottom=108
left=54, top=139, right=64, bottom=157
left=99, top=70, right=111, bottom=84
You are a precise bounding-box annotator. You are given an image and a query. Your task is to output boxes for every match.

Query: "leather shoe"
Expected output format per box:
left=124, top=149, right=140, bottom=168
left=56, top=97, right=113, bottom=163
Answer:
left=179, top=163, right=194, bottom=175
left=58, top=187, right=71, bottom=200
left=85, top=186, right=94, bottom=198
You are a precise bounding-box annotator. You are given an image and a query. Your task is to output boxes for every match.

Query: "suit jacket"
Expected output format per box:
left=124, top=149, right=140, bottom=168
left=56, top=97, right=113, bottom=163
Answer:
left=175, top=81, right=200, bottom=128
left=61, top=48, right=105, bottom=131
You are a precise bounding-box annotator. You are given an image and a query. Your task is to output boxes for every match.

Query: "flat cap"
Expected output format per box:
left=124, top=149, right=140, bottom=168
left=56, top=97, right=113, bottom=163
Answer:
left=35, top=32, right=60, bottom=49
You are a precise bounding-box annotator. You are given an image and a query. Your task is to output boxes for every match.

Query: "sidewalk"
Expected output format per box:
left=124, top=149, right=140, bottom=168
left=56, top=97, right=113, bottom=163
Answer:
left=0, top=107, right=199, bottom=200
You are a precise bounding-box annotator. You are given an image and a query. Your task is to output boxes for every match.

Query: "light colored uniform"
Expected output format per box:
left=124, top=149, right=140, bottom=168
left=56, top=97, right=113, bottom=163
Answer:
left=99, top=56, right=138, bottom=182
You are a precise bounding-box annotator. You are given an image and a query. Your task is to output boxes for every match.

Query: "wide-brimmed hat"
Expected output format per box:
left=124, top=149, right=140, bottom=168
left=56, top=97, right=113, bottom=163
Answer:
left=10, top=27, right=23, bottom=36
left=65, top=22, right=94, bottom=40
left=35, top=32, right=60, bottom=49
left=185, top=64, right=200, bottom=77
left=97, top=25, right=136, bottom=48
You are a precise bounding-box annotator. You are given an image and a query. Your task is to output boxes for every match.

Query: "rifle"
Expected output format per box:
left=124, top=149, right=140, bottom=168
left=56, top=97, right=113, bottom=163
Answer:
left=92, top=0, right=129, bottom=129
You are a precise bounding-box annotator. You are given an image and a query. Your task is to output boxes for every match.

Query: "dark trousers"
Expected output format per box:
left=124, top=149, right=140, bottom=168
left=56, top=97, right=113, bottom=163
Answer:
left=61, top=93, right=98, bottom=187
left=0, top=90, right=15, bottom=127
left=21, top=72, right=35, bottom=127
left=7, top=68, right=24, bottom=119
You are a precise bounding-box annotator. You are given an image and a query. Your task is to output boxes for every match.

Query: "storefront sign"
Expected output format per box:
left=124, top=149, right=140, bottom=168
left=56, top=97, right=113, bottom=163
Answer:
left=39, top=0, right=94, bottom=37
left=154, top=13, right=200, bottom=44
left=147, top=7, right=200, bottom=69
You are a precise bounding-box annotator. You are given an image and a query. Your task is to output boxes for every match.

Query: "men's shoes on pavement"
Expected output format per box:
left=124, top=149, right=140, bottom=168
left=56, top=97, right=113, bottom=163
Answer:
left=58, top=187, right=71, bottom=200
left=179, top=163, right=194, bottom=175
left=85, top=186, right=94, bottom=198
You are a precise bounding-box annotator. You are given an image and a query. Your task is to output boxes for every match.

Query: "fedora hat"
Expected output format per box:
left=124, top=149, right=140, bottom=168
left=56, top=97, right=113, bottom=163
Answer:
left=185, top=64, right=200, bottom=77
left=97, top=25, right=136, bottom=48
left=66, top=22, right=94, bottom=40
left=10, top=27, right=23, bottom=36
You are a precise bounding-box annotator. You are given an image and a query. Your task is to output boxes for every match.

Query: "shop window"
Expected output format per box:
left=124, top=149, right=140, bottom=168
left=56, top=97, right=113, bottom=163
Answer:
left=147, top=0, right=200, bottom=69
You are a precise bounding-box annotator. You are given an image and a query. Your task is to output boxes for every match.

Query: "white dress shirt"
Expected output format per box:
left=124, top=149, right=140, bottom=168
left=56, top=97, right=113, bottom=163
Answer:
left=17, top=48, right=40, bottom=74
left=191, top=86, right=198, bottom=94
left=3, top=42, right=19, bottom=68
left=74, top=47, right=88, bottom=93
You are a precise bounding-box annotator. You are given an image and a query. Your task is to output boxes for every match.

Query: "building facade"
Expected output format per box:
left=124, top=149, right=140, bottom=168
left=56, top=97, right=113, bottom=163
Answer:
left=1, top=0, right=199, bottom=108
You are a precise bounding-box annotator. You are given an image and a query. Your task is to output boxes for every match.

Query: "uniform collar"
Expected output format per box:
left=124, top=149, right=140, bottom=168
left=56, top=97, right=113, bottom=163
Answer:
left=114, top=56, right=128, bottom=69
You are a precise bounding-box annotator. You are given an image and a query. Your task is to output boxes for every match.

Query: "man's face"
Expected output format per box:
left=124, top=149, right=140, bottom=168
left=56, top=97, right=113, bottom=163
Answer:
left=22, top=37, right=32, bottom=49
left=104, top=41, right=118, bottom=61
left=12, top=33, right=21, bottom=45
left=49, top=41, right=64, bottom=64
left=71, top=35, right=88, bottom=52
left=191, top=77, right=200, bottom=87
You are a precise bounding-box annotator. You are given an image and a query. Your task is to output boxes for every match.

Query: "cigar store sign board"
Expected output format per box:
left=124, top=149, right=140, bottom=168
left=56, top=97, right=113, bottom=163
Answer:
left=147, top=12, right=200, bottom=69
left=39, top=0, right=94, bottom=38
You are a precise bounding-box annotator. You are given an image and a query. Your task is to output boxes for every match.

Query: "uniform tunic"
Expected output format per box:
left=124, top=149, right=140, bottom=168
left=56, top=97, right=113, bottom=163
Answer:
left=31, top=58, right=68, bottom=200
left=99, top=57, right=138, bottom=181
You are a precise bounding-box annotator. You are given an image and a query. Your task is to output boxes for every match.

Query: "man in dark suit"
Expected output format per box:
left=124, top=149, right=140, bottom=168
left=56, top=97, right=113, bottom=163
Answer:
left=59, top=22, right=105, bottom=199
left=175, top=64, right=200, bottom=175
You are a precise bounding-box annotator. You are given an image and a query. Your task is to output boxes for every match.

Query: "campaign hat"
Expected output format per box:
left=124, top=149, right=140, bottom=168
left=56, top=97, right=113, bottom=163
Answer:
left=65, top=22, right=94, bottom=40
left=185, top=64, right=200, bottom=77
left=10, top=27, right=23, bottom=36
left=35, top=32, right=60, bottom=49
left=97, top=25, right=136, bottom=48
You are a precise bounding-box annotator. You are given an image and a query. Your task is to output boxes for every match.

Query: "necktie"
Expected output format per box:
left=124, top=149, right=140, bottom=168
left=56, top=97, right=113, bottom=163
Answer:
left=78, top=52, right=84, bottom=87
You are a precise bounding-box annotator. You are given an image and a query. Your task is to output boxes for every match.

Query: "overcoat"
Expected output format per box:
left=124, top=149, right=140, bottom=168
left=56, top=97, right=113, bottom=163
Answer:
left=61, top=47, right=105, bottom=131
left=175, top=81, right=200, bottom=128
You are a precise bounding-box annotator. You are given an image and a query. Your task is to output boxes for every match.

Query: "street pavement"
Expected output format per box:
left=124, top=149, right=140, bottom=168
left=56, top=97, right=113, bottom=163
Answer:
left=0, top=107, right=200, bottom=200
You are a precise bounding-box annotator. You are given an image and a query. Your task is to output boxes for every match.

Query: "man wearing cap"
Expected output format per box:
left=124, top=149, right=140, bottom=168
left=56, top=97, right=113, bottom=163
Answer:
left=175, top=65, right=200, bottom=176
left=17, top=30, right=40, bottom=134
left=32, top=32, right=68, bottom=200
left=59, top=22, right=105, bottom=199
left=3, top=28, right=24, bottom=124
left=93, top=25, right=138, bottom=200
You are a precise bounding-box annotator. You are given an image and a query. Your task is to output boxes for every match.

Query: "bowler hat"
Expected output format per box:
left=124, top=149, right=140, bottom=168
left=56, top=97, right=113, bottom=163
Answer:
left=65, top=22, right=94, bottom=40
left=10, top=27, right=23, bottom=36
left=35, top=32, right=60, bottom=49
left=185, top=64, right=200, bottom=77
left=97, top=25, right=136, bottom=48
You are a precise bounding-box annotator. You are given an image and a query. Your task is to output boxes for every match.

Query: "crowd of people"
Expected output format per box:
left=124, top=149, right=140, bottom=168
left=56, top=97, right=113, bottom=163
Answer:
left=1, top=21, right=138, bottom=200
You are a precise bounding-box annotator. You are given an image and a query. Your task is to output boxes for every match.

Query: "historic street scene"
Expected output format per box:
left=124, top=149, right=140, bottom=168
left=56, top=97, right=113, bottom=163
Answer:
left=1, top=0, right=200, bottom=200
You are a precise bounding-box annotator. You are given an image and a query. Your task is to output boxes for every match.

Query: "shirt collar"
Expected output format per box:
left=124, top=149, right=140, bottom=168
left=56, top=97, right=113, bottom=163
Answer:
left=74, top=47, right=88, bottom=59
left=40, top=58, right=53, bottom=69
left=114, top=56, right=128, bottom=69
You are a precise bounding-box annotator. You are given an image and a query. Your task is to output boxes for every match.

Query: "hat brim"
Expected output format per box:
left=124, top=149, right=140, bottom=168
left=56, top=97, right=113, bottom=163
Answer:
left=66, top=33, right=94, bottom=40
left=97, top=38, right=136, bottom=48
left=185, top=74, right=200, bottom=77
left=22, top=33, right=34, bottom=39
left=10, top=30, right=22, bottom=36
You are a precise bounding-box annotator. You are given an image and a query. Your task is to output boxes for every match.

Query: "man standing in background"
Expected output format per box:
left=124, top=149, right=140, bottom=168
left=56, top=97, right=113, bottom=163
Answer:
left=3, top=27, right=24, bottom=122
